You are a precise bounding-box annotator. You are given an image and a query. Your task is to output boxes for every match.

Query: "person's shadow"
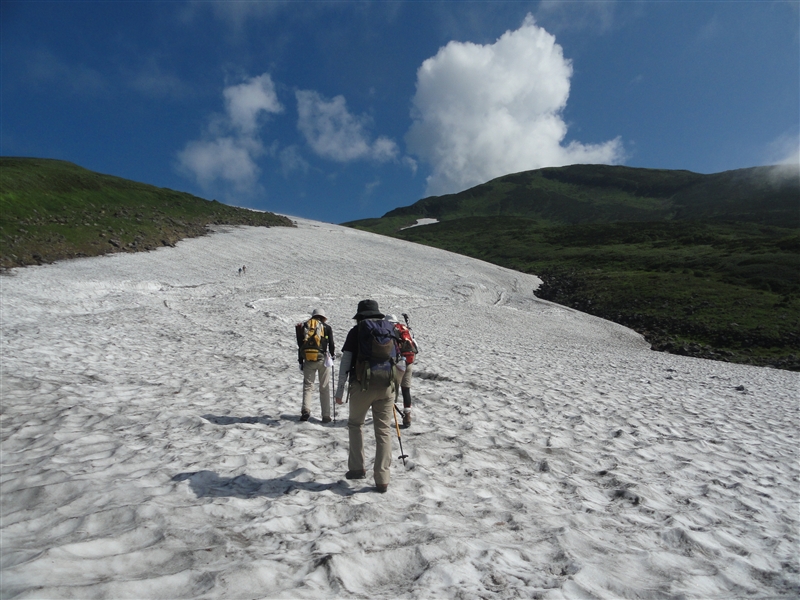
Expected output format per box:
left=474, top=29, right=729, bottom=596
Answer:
left=202, top=413, right=347, bottom=426
left=201, top=414, right=281, bottom=426
left=171, top=468, right=371, bottom=499
left=188, top=415, right=360, bottom=498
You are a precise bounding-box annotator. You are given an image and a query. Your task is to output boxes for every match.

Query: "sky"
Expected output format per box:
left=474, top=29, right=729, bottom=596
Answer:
left=2, top=1, right=798, bottom=224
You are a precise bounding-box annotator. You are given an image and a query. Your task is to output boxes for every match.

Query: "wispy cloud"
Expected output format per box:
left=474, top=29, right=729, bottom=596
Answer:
left=766, top=131, right=800, bottom=167
left=364, top=178, right=382, bottom=197
left=695, top=14, right=722, bottom=44
left=24, top=48, right=107, bottom=96
left=177, top=73, right=283, bottom=194
left=764, top=131, right=800, bottom=184
left=178, top=1, right=290, bottom=41
left=406, top=14, right=623, bottom=196
left=22, top=46, right=191, bottom=100
left=535, top=1, right=620, bottom=34
left=128, top=62, right=192, bottom=99
left=279, top=145, right=311, bottom=177
left=179, top=1, right=285, bottom=22
left=296, top=90, right=399, bottom=163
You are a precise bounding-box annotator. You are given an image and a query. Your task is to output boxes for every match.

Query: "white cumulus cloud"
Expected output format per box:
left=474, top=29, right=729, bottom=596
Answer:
left=178, top=137, right=264, bottom=192
left=296, top=90, right=398, bottom=162
left=224, top=74, right=283, bottom=135
left=406, top=14, right=623, bottom=196
left=178, top=73, right=283, bottom=193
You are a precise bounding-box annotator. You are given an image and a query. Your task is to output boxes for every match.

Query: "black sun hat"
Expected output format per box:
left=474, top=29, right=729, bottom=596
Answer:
left=353, top=299, right=384, bottom=320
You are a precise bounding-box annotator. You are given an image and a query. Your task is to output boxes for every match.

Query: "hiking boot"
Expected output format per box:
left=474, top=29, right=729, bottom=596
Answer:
left=375, top=484, right=388, bottom=493
left=345, top=469, right=366, bottom=480
left=402, top=410, right=411, bottom=429
left=300, top=410, right=310, bottom=422
left=322, top=416, right=332, bottom=423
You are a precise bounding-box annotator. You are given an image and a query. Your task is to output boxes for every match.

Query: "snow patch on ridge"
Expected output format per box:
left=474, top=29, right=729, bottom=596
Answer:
left=400, top=218, right=439, bottom=230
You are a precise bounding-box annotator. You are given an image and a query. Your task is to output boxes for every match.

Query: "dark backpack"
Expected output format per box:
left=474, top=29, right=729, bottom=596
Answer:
left=298, top=318, right=326, bottom=361
left=355, top=318, right=399, bottom=390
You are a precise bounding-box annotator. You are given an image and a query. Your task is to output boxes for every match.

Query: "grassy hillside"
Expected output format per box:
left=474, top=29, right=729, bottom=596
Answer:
left=380, top=164, right=799, bottom=227
left=346, top=164, right=800, bottom=371
left=0, top=158, right=294, bottom=269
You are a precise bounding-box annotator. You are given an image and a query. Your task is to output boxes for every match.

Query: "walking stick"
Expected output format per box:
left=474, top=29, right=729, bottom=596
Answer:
left=331, top=356, right=336, bottom=424
left=393, top=403, right=409, bottom=466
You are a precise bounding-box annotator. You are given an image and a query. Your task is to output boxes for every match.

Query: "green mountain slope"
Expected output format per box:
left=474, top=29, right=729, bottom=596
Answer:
left=370, top=164, right=799, bottom=228
left=345, top=164, right=800, bottom=370
left=0, top=158, right=294, bottom=269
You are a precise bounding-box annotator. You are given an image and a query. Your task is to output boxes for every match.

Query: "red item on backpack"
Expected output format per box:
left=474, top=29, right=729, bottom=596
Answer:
left=394, top=322, right=417, bottom=365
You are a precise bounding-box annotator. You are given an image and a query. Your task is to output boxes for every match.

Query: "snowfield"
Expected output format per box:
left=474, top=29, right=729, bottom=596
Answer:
left=1, top=219, right=798, bottom=599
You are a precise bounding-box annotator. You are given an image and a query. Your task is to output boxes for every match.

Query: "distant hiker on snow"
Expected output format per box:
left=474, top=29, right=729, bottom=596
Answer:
left=296, top=308, right=335, bottom=423
left=387, top=314, right=419, bottom=428
left=335, top=299, right=400, bottom=493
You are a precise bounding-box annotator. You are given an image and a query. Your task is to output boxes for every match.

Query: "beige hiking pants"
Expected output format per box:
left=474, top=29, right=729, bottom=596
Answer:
left=347, top=383, right=394, bottom=486
left=302, top=360, right=331, bottom=418
left=398, top=362, right=413, bottom=388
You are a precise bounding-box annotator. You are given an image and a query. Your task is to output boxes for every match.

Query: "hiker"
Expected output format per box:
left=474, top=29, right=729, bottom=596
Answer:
left=387, top=314, right=419, bottom=428
left=335, top=299, right=399, bottom=493
left=242, top=265, right=246, bottom=275
left=296, top=308, right=335, bottom=423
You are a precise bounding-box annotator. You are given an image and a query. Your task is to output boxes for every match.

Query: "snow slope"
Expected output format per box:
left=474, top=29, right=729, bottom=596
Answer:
left=2, top=219, right=798, bottom=599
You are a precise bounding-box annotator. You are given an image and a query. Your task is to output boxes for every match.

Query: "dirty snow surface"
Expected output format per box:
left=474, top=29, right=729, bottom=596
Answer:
left=2, top=218, right=798, bottom=599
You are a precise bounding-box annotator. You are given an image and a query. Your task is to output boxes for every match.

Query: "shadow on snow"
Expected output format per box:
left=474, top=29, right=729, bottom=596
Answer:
left=202, top=413, right=348, bottom=426
left=171, top=468, right=368, bottom=498
left=201, top=414, right=281, bottom=426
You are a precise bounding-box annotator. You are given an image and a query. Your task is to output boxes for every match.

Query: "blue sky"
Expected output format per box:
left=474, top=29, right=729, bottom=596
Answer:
left=2, top=1, right=798, bottom=224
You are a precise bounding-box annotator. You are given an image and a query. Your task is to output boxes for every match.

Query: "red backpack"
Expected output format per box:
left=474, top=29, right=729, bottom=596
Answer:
left=394, top=323, right=418, bottom=365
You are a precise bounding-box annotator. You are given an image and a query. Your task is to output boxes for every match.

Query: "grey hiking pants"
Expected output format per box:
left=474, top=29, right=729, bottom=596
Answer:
left=347, top=383, right=394, bottom=486
left=302, top=359, right=331, bottom=418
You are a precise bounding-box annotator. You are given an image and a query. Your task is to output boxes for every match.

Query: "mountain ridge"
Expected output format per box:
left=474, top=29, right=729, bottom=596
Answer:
left=370, top=164, right=798, bottom=228
left=344, top=163, right=799, bottom=371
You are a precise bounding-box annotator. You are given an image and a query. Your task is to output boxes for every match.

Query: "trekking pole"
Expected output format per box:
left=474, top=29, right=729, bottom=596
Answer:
left=402, top=313, right=415, bottom=345
left=331, top=356, right=336, bottom=424
left=392, top=403, right=409, bottom=466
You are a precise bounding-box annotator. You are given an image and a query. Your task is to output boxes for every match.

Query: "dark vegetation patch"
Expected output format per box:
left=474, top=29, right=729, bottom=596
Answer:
left=380, top=164, right=799, bottom=227
left=345, top=164, right=800, bottom=371
left=1, top=157, right=294, bottom=270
